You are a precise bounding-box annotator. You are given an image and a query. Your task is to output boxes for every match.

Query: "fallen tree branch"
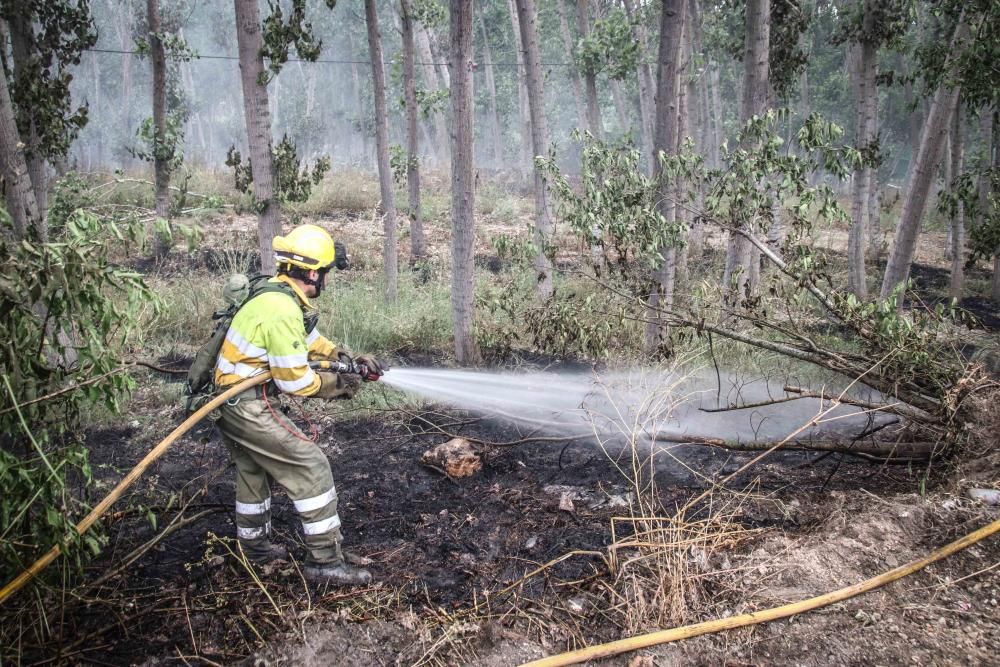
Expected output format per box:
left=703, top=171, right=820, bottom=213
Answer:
left=111, top=177, right=219, bottom=201
left=648, top=433, right=932, bottom=462
left=699, top=385, right=934, bottom=424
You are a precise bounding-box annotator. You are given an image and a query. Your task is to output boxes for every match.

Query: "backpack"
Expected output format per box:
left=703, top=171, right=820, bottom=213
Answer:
left=184, top=274, right=305, bottom=414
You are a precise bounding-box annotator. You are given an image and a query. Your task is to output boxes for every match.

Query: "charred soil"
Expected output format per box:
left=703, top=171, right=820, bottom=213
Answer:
left=9, top=375, right=998, bottom=666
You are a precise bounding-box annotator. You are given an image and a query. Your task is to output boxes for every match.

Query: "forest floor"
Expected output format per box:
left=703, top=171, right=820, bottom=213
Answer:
left=7, top=197, right=1000, bottom=666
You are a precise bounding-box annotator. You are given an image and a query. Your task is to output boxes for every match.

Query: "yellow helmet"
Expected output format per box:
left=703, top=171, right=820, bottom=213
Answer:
left=272, top=224, right=336, bottom=271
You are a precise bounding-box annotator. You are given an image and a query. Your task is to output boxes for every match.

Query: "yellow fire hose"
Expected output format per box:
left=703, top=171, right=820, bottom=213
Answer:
left=520, top=516, right=1000, bottom=667
left=0, top=373, right=271, bottom=605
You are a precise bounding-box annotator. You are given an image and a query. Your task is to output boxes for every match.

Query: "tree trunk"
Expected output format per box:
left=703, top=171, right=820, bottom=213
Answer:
left=0, top=48, right=40, bottom=241
left=709, top=62, right=724, bottom=166
left=575, top=0, right=602, bottom=139
left=233, top=0, right=281, bottom=276
left=401, top=0, right=426, bottom=262
left=9, top=16, right=48, bottom=235
left=515, top=0, right=554, bottom=300
left=110, top=0, right=135, bottom=141
left=686, top=0, right=710, bottom=162
left=676, top=30, right=693, bottom=287
left=986, top=110, right=1000, bottom=302
left=182, top=44, right=207, bottom=157
left=866, top=62, right=883, bottom=264
left=866, top=178, right=882, bottom=261
left=449, top=0, right=477, bottom=365
left=624, top=0, right=655, bottom=169
left=479, top=15, right=504, bottom=168
left=414, top=26, right=448, bottom=166
left=722, top=0, right=769, bottom=305
left=148, top=0, right=170, bottom=237
left=506, top=0, right=532, bottom=180
left=880, top=18, right=968, bottom=301
left=977, top=107, right=994, bottom=235
left=365, top=0, right=398, bottom=301
left=556, top=0, right=589, bottom=133
left=848, top=10, right=877, bottom=299
left=948, top=98, right=964, bottom=300
left=609, top=79, right=630, bottom=134
left=644, top=0, right=686, bottom=351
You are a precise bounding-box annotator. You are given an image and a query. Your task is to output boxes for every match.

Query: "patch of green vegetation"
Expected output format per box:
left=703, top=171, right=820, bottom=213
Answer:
left=321, top=269, right=454, bottom=358
left=285, top=170, right=380, bottom=216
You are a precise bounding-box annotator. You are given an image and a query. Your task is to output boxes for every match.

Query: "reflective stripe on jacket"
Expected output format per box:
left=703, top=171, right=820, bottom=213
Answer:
left=214, top=275, right=340, bottom=396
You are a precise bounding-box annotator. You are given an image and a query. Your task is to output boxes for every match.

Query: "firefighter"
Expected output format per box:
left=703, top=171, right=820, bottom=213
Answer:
left=213, top=224, right=381, bottom=585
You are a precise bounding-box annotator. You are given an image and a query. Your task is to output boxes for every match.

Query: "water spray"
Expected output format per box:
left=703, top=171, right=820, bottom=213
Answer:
left=378, top=366, right=892, bottom=446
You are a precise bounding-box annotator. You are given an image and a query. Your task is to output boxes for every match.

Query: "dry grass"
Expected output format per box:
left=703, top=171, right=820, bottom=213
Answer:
left=586, top=365, right=761, bottom=633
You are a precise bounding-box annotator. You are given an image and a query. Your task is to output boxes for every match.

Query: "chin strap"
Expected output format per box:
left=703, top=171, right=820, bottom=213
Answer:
left=285, top=266, right=330, bottom=296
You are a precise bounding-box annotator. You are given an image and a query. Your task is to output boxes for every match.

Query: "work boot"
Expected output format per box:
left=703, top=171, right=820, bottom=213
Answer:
left=303, top=560, right=372, bottom=586
left=241, top=541, right=288, bottom=564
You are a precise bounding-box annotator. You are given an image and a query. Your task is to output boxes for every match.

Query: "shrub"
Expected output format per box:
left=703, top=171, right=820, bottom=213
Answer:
left=0, top=211, right=157, bottom=580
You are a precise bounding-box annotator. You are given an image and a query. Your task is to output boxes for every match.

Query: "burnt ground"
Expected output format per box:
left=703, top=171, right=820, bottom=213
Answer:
left=5, top=373, right=999, bottom=666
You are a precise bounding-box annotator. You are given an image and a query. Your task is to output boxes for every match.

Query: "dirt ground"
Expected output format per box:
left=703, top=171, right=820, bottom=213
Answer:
left=9, top=375, right=995, bottom=666
left=5, top=209, right=999, bottom=665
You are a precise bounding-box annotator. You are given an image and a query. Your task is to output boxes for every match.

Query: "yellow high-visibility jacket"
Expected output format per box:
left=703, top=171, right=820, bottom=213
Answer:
left=214, top=275, right=340, bottom=396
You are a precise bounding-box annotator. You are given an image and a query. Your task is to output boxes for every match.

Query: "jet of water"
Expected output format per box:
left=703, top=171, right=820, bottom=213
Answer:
left=380, top=366, right=889, bottom=445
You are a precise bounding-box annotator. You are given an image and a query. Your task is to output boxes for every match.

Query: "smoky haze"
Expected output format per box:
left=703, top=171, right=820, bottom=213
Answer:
left=65, top=1, right=895, bottom=182
left=68, top=1, right=586, bottom=174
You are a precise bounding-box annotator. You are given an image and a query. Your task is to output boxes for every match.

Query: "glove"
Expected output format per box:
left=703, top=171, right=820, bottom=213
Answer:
left=354, top=354, right=385, bottom=378
left=313, top=371, right=361, bottom=400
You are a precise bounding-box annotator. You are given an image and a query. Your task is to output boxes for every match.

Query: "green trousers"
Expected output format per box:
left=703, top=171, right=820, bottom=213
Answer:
left=217, top=394, right=343, bottom=564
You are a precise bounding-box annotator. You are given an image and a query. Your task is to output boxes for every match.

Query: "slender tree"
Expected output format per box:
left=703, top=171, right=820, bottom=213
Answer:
left=576, top=0, right=602, bottom=139
left=645, top=0, right=686, bottom=350
left=147, top=0, right=170, bottom=228
left=624, top=0, right=655, bottom=165
left=977, top=107, right=995, bottom=299
left=479, top=15, right=504, bottom=167
left=514, top=0, right=554, bottom=299
left=401, top=0, right=426, bottom=261
left=847, top=0, right=877, bottom=298
left=722, top=0, right=770, bottom=305
left=880, top=18, right=969, bottom=301
left=506, top=0, right=532, bottom=179
left=233, top=0, right=280, bottom=275
left=364, top=0, right=398, bottom=300
left=414, top=23, right=449, bottom=166
left=449, top=0, right=477, bottom=364
left=948, top=98, right=965, bottom=299
left=556, top=0, right=589, bottom=133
